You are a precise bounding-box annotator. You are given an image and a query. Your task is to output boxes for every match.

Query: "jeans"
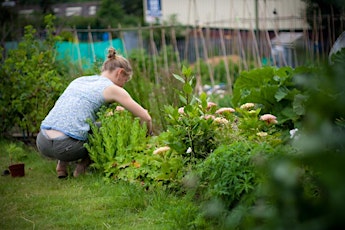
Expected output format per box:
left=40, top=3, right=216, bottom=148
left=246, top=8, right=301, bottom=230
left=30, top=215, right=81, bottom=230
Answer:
left=36, top=129, right=88, bottom=162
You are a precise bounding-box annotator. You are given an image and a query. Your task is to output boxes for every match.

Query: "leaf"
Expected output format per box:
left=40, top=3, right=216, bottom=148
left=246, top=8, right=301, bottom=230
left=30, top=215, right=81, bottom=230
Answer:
left=293, top=94, right=308, bottom=116
left=172, top=73, right=185, bottom=83
left=179, top=94, right=187, bottom=105
left=275, top=87, right=288, bottom=102
left=183, top=82, right=193, bottom=94
left=182, top=65, right=192, bottom=77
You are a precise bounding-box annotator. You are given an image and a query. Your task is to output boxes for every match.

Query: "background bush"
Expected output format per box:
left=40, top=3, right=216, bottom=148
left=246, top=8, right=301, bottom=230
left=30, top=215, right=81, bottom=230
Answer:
left=0, top=15, right=75, bottom=137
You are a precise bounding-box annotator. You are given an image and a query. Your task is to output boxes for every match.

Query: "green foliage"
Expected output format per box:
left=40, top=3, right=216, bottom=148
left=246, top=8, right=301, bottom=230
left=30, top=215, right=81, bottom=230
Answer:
left=5, top=141, right=28, bottom=164
left=161, top=67, right=219, bottom=161
left=85, top=105, right=187, bottom=189
left=228, top=48, right=345, bottom=230
left=197, top=142, right=259, bottom=207
left=232, top=66, right=310, bottom=130
left=330, top=47, right=345, bottom=65
left=85, top=106, right=149, bottom=178
left=126, top=48, right=182, bottom=132
left=95, top=0, right=143, bottom=26
left=0, top=4, right=19, bottom=41
left=0, top=15, right=69, bottom=136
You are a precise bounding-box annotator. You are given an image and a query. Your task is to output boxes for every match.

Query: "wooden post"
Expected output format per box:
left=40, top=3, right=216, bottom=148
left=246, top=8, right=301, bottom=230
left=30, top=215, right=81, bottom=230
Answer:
left=250, top=27, right=262, bottom=68
left=184, top=27, right=191, bottom=62
left=313, top=9, right=319, bottom=63
left=118, top=24, right=128, bottom=57
left=199, top=26, right=215, bottom=87
left=265, top=30, right=276, bottom=66
left=237, top=30, right=248, bottom=70
left=218, top=27, right=232, bottom=94
left=327, top=15, right=332, bottom=54
left=149, top=24, right=159, bottom=84
left=318, top=9, right=325, bottom=60
left=88, top=25, right=96, bottom=63
left=73, top=26, right=82, bottom=70
left=170, top=26, right=182, bottom=72
left=107, top=25, right=113, bottom=48
left=302, top=11, right=310, bottom=64
left=193, top=26, right=203, bottom=94
left=137, top=24, right=147, bottom=77
left=330, top=5, right=335, bottom=47
left=161, top=27, right=169, bottom=75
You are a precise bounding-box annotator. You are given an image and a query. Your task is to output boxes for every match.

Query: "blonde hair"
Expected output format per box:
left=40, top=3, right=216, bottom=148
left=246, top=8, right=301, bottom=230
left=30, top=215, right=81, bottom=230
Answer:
left=101, top=47, right=132, bottom=80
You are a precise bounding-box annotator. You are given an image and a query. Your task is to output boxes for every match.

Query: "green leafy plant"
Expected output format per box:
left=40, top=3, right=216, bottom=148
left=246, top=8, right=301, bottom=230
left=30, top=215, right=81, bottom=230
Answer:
left=223, top=48, right=345, bottom=230
left=160, top=66, right=220, bottom=162
left=231, top=66, right=310, bottom=130
left=85, top=105, right=149, bottom=178
left=85, top=104, right=186, bottom=188
left=0, top=14, right=69, bottom=136
left=6, top=142, right=28, bottom=164
left=196, top=141, right=283, bottom=209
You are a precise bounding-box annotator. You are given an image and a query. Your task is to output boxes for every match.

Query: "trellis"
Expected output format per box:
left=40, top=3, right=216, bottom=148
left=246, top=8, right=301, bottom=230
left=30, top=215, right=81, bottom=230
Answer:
left=62, top=11, right=344, bottom=92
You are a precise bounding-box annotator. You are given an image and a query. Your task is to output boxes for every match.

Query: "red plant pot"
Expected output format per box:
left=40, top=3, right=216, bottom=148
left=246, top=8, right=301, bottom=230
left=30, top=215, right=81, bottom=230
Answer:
left=9, top=163, right=25, bottom=177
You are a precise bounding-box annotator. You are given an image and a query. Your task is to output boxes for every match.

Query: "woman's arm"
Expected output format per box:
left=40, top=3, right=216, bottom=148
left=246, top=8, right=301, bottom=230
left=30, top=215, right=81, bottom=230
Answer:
left=103, top=85, right=153, bottom=133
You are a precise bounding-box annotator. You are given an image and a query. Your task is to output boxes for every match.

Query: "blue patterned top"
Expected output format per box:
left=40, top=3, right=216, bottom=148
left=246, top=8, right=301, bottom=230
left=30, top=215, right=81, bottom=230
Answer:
left=41, top=75, right=113, bottom=140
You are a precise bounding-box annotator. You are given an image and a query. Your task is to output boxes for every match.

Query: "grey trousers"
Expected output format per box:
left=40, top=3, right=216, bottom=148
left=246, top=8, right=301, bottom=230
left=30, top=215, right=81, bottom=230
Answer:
left=36, top=130, right=88, bottom=162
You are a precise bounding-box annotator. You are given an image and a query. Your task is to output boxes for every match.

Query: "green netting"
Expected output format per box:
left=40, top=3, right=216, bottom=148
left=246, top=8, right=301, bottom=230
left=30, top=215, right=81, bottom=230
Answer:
left=56, top=38, right=124, bottom=70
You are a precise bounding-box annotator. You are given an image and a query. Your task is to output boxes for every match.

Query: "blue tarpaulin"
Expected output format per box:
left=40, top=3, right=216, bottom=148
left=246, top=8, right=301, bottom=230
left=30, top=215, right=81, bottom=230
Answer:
left=56, top=38, right=124, bottom=70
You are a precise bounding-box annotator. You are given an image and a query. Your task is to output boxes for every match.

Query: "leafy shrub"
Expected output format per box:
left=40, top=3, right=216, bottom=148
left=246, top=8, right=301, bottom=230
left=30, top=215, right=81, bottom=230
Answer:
left=126, top=48, right=181, bottom=132
left=85, top=105, right=186, bottom=188
left=197, top=142, right=278, bottom=209
left=231, top=66, right=310, bottom=130
left=160, top=67, right=220, bottom=162
left=85, top=105, right=149, bottom=178
left=197, top=143, right=257, bottom=207
left=229, top=48, right=345, bottom=230
left=0, top=15, right=70, bottom=136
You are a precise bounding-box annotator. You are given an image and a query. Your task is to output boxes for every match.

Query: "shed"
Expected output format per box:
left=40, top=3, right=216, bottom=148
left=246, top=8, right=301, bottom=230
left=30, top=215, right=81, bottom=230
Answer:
left=271, top=32, right=304, bottom=67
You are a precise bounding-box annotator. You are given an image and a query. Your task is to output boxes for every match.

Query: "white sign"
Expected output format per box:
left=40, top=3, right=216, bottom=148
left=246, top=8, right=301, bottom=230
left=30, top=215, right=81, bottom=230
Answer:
left=145, top=0, right=162, bottom=23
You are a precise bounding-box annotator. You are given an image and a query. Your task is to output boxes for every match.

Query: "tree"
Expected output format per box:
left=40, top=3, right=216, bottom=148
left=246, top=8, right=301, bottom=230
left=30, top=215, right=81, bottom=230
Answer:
left=96, top=0, right=143, bottom=27
left=301, top=0, right=345, bottom=39
left=0, top=5, right=19, bottom=58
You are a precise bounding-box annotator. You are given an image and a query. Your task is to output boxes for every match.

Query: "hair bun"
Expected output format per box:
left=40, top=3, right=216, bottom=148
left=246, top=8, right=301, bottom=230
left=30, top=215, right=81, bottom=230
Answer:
left=107, top=47, right=117, bottom=59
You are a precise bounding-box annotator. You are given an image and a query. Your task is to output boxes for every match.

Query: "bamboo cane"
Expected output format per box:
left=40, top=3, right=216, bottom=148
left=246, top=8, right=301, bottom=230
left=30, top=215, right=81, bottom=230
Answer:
left=327, top=15, right=332, bottom=55
left=218, top=27, right=232, bottom=94
left=235, top=21, right=248, bottom=70
left=199, top=26, right=215, bottom=87
left=246, top=0, right=261, bottom=68
left=149, top=24, right=159, bottom=84
left=107, top=25, right=112, bottom=48
left=250, top=27, right=261, bottom=68
left=87, top=25, right=96, bottom=63
left=302, top=10, right=310, bottom=64
left=73, top=26, right=82, bottom=70
left=264, top=28, right=275, bottom=66
left=161, top=27, right=169, bottom=75
left=312, top=10, right=317, bottom=62
left=118, top=24, right=128, bottom=57
left=170, top=26, right=182, bottom=72
left=331, top=5, right=335, bottom=45
left=318, top=9, right=325, bottom=60
left=193, top=26, right=203, bottom=95
left=184, top=27, right=191, bottom=62
left=137, top=24, right=147, bottom=77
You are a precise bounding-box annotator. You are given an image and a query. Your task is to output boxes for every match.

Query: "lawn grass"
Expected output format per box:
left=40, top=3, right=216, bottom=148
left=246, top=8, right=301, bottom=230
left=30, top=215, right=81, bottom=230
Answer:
left=0, top=139, right=205, bottom=230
